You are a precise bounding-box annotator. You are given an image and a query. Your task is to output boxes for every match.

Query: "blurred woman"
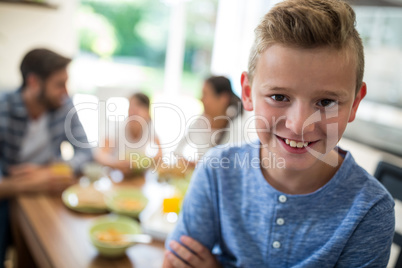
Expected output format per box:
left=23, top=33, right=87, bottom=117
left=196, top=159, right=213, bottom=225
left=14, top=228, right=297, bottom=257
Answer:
left=174, top=76, right=244, bottom=163
left=95, top=93, right=162, bottom=175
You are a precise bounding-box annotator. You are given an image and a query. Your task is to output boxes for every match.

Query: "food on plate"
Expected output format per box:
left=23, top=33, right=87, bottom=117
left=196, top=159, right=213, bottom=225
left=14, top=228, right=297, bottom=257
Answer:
left=75, top=186, right=105, bottom=208
left=114, top=198, right=145, bottom=211
left=62, top=184, right=108, bottom=213
left=95, top=229, right=130, bottom=246
left=89, top=215, right=141, bottom=257
left=105, top=189, right=148, bottom=217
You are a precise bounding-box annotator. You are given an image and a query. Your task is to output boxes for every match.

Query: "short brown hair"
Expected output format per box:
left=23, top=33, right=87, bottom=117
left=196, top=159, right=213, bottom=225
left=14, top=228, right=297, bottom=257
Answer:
left=20, top=48, right=71, bottom=87
left=248, top=0, right=364, bottom=93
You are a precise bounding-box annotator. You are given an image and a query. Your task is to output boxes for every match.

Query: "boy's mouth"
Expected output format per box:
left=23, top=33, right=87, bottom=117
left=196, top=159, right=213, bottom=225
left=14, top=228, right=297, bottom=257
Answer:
left=276, top=135, right=316, bottom=148
left=284, top=138, right=309, bottom=148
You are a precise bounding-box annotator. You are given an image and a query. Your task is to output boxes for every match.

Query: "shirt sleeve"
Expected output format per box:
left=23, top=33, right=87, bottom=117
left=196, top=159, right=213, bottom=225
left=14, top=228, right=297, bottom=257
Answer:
left=165, top=157, right=220, bottom=252
left=335, top=196, right=395, bottom=268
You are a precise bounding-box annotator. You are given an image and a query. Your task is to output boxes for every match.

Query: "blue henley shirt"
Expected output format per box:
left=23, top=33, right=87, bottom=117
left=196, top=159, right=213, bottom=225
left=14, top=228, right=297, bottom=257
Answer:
left=166, top=142, right=395, bottom=267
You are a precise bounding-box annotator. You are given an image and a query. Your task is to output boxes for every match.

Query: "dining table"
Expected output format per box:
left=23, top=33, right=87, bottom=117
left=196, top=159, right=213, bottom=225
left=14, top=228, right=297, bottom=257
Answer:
left=10, top=173, right=167, bottom=268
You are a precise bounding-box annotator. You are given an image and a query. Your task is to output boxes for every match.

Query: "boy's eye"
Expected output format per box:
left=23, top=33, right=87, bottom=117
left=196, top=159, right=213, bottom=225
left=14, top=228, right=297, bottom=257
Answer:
left=270, top=94, right=289, bottom=102
left=317, top=99, right=337, bottom=108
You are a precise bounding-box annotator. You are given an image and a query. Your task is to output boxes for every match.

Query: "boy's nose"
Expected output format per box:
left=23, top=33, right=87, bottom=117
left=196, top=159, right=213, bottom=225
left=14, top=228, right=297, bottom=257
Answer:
left=285, top=103, right=316, bottom=135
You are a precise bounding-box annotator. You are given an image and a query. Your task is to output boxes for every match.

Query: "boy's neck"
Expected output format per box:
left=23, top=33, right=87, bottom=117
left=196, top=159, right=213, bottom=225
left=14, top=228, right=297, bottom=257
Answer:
left=260, top=149, right=343, bottom=195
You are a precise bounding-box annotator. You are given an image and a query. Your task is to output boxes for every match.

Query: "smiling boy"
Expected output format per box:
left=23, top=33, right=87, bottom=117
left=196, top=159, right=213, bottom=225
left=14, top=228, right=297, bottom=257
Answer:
left=163, top=0, right=395, bottom=267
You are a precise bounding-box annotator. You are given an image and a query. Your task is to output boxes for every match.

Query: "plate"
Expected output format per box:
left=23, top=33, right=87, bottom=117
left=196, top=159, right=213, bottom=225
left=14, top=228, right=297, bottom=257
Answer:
left=140, top=206, right=177, bottom=241
left=105, top=188, right=148, bottom=218
left=62, top=184, right=108, bottom=213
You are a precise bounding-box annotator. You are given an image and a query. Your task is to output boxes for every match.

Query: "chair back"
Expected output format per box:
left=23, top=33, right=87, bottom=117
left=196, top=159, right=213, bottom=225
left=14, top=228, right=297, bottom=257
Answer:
left=374, top=161, right=402, bottom=268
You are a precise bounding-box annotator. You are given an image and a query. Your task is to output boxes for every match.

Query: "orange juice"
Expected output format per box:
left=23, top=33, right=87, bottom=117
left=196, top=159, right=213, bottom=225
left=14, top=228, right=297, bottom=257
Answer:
left=163, top=197, right=181, bottom=214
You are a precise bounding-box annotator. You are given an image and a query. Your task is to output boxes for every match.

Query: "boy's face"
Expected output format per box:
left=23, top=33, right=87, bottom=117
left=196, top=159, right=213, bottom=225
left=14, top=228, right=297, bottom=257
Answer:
left=241, top=44, right=366, bottom=170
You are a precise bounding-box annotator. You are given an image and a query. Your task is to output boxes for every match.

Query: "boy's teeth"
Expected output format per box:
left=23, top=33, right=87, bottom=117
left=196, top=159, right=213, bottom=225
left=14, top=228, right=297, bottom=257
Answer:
left=285, top=139, right=309, bottom=148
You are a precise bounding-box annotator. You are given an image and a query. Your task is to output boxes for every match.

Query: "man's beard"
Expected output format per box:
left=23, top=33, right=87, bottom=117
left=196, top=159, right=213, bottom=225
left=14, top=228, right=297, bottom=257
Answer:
left=38, top=86, right=61, bottom=111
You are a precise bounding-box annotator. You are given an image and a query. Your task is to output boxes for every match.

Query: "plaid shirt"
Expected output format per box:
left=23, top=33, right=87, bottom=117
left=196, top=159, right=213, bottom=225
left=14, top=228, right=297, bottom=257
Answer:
left=0, top=89, right=93, bottom=177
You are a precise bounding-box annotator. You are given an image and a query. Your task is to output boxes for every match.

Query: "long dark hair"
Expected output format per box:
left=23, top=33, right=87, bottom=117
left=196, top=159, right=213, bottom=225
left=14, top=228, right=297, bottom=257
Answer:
left=205, top=76, right=243, bottom=118
left=130, top=92, right=150, bottom=109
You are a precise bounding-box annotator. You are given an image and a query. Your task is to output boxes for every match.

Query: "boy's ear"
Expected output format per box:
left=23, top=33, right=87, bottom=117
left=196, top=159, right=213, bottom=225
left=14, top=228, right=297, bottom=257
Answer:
left=241, top=72, right=254, bottom=111
left=348, top=82, right=367, bottom=123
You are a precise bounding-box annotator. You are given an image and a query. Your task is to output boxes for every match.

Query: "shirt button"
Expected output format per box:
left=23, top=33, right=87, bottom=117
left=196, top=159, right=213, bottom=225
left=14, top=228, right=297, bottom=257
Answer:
left=278, top=195, right=287, bottom=203
left=276, top=218, right=285, bottom=225
left=272, top=241, right=281, bottom=248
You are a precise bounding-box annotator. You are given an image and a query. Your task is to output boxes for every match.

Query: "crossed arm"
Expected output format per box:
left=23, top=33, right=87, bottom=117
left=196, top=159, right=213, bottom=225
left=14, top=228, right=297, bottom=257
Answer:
left=163, top=160, right=223, bottom=267
left=163, top=235, right=221, bottom=268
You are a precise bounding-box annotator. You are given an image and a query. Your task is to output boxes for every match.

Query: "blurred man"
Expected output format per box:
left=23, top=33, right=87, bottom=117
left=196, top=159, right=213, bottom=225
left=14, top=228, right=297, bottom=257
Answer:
left=0, top=48, right=93, bottom=266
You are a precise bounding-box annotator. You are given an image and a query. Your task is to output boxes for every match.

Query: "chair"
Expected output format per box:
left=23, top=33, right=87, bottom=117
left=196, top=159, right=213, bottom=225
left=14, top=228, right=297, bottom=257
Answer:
left=374, top=161, right=402, bottom=268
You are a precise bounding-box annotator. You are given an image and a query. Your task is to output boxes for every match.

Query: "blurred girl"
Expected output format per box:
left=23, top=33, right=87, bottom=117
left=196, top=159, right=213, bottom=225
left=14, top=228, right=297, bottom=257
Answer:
left=174, top=76, right=244, bottom=163
left=95, top=93, right=162, bottom=175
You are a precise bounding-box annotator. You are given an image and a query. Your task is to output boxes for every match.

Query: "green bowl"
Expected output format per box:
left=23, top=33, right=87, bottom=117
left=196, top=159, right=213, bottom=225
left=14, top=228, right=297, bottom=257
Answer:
left=89, top=215, right=142, bottom=257
left=105, top=188, right=148, bottom=218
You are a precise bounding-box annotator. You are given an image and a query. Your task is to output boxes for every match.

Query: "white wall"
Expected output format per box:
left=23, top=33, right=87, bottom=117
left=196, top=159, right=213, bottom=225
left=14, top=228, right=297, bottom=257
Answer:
left=0, top=1, right=78, bottom=90
left=211, top=0, right=281, bottom=95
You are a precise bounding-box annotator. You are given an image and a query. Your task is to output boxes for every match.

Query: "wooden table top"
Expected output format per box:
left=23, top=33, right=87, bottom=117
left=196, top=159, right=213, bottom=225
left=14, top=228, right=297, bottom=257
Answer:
left=11, top=177, right=166, bottom=268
